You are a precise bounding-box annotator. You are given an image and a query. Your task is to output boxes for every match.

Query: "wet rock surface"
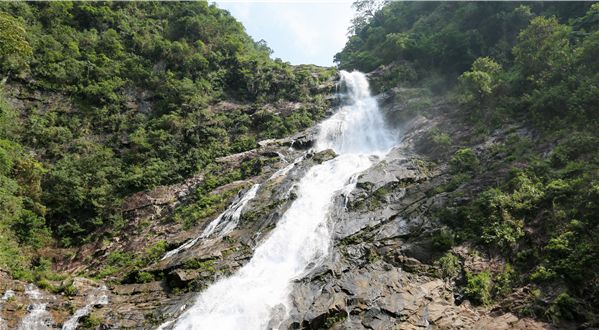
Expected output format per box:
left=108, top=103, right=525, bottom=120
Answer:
left=281, top=137, right=550, bottom=329
left=1, top=89, right=552, bottom=329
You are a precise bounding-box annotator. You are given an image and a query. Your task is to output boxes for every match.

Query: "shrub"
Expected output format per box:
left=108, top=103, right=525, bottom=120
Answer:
left=464, top=271, right=493, bottom=305
left=430, top=129, right=452, bottom=148
left=481, top=211, right=524, bottom=249
left=230, top=135, right=257, bottom=153
left=551, top=133, right=599, bottom=166
left=444, top=173, right=471, bottom=192
left=546, top=292, right=577, bottom=323
left=95, top=266, right=118, bottom=279
left=494, top=264, right=516, bottom=297
left=529, top=265, right=556, bottom=283
left=458, top=57, right=502, bottom=108
left=324, top=312, right=347, bottom=328
left=432, top=229, right=455, bottom=251
left=183, top=259, right=215, bottom=272
left=434, top=252, right=461, bottom=279
left=80, top=313, right=102, bottom=329
left=450, top=148, right=480, bottom=173
left=135, top=271, right=154, bottom=283
left=143, top=240, right=167, bottom=265
left=62, top=283, right=78, bottom=296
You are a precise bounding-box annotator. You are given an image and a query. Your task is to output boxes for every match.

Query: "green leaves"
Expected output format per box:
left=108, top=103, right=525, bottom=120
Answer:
left=458, top=57, right=503, bottom=112
left=337, top=2, right=599, bottom=321
left=511, top=10, right=599, bottom=122
left=481, top=211, right=524, bottom=249
left=0, top=12, right=32, bottom=73
left=43, top=143, right=124, bottom=243
left=513, top=16, right=573, bottom=82
left=0, top=2, right=334, bottom=249
left=0, top=93, right=51, bottom=276
left=464, top=271, right=493, bottom=305
left=450, top=148, right=480, bottom=174
left=336, top=2, right=583, bottom=76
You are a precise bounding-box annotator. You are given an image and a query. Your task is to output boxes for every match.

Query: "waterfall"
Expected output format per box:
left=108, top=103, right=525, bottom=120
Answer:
left=161, top=154, right=305, bottom=261
left=62, top=285, right=108, bottom=330
left=316, top=71, right=395, bottom=154
left=18, top=284, right=54, bottom=330
left=165, top=70, right=395, bottom=330
left=161, top=183, right=262, bottom=260
left=269, top=155, right=304, bottom=180
left=0, top=290, right=15, bottom=330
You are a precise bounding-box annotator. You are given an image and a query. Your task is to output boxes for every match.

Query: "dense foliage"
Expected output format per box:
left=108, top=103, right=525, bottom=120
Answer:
left=0, top=1, right=334, bottom=277
left=2, top=1, right=598, bottom=325
left=0, top=92, right=49, bottom=278
left=336, top=2, right=593, bottom=90
left=339, top=1, right=599, bottom=325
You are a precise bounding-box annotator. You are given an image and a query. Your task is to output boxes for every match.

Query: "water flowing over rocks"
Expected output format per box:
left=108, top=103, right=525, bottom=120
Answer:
left=280, top=140, right=549, bottom=329
left=160, top=70, right=396, bottom=330
left=61, top=281, right=108, bottom=330
left=0, top=72, right=552, bottom=329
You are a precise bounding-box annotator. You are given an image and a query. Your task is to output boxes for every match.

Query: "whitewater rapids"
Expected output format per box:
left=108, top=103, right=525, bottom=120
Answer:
left=168, top=70, right=395, bottom=330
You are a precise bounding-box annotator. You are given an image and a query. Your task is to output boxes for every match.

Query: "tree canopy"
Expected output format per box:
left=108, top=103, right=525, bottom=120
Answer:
left=0, top=1, right=334, bottom=255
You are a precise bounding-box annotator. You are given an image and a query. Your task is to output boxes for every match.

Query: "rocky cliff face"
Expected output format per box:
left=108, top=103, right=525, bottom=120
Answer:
left=279, top=110, right=548, bottom=330
left=0, top=85, right=551, bottom=329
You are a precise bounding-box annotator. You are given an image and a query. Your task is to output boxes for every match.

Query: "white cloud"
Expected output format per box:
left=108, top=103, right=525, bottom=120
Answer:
left=213, top=1, right=355, bottom=66
left=276, top=7, right=320, bottom=56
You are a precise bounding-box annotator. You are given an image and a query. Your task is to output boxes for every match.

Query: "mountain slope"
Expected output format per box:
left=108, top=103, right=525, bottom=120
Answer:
left=334, top=1, right=599, bottom=327
left=0, top=1, right=334, bottom=278
left=1, top=1, right=598, bottom=329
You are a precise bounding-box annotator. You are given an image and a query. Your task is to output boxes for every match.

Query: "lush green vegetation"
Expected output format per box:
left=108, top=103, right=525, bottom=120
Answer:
left=2, top=0, right=598, bottom=326
left=336, top=2, right=592, bottom=87
left=0, top=1, right=333, bottom=279
left=438, top=133, right=599, bottom=319
left=171, top=157, right=274, bottom=230
left=339, top=1, right=599, bottom=324
left=0, top=90, right=49, bottom=278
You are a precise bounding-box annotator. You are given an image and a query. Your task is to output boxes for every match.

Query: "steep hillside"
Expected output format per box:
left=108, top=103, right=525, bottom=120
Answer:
left=0, top=1, right=334, bottom=280
left=336, top=2, right=594, bottom=87
left=334, top=1, right=599, bottom=327
left=1, top=1, right=598, bottom=330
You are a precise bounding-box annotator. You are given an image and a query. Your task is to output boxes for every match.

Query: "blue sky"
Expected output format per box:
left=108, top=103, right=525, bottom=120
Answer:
left=213, top=1, right=355, bottom=67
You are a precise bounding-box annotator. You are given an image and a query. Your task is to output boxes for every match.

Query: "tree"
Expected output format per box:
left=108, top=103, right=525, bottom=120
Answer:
left=0, top=12, right=32, bottom=77
left=349, top=0, right=388, bottom=35
left=458, top=57, right=502, bottom=108
left=513, top=16, right=573, bottom=85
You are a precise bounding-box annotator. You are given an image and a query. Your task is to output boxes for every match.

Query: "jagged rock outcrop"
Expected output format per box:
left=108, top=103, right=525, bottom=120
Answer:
left=269, top=86, right=551, bottom=329
left=0, top=87, right=552, bottom=330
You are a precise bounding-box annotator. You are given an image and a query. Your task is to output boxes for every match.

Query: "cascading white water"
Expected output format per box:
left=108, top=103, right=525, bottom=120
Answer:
left=162, top=183, right=262, bottom=260
left=166, top=70, right=395, bottom=330
left=62, top=285, right=108, bottom=330
left=161, top=155, right=306, bottom=261
left=18, top=284, right=54, bottom=330
left=0, top=290, right=15, bottom=330
left=202, top=183, right=262, bottom=239
left=269, top=155, right=304, bottom=181
left=316, top=71, right=395, bottom=154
